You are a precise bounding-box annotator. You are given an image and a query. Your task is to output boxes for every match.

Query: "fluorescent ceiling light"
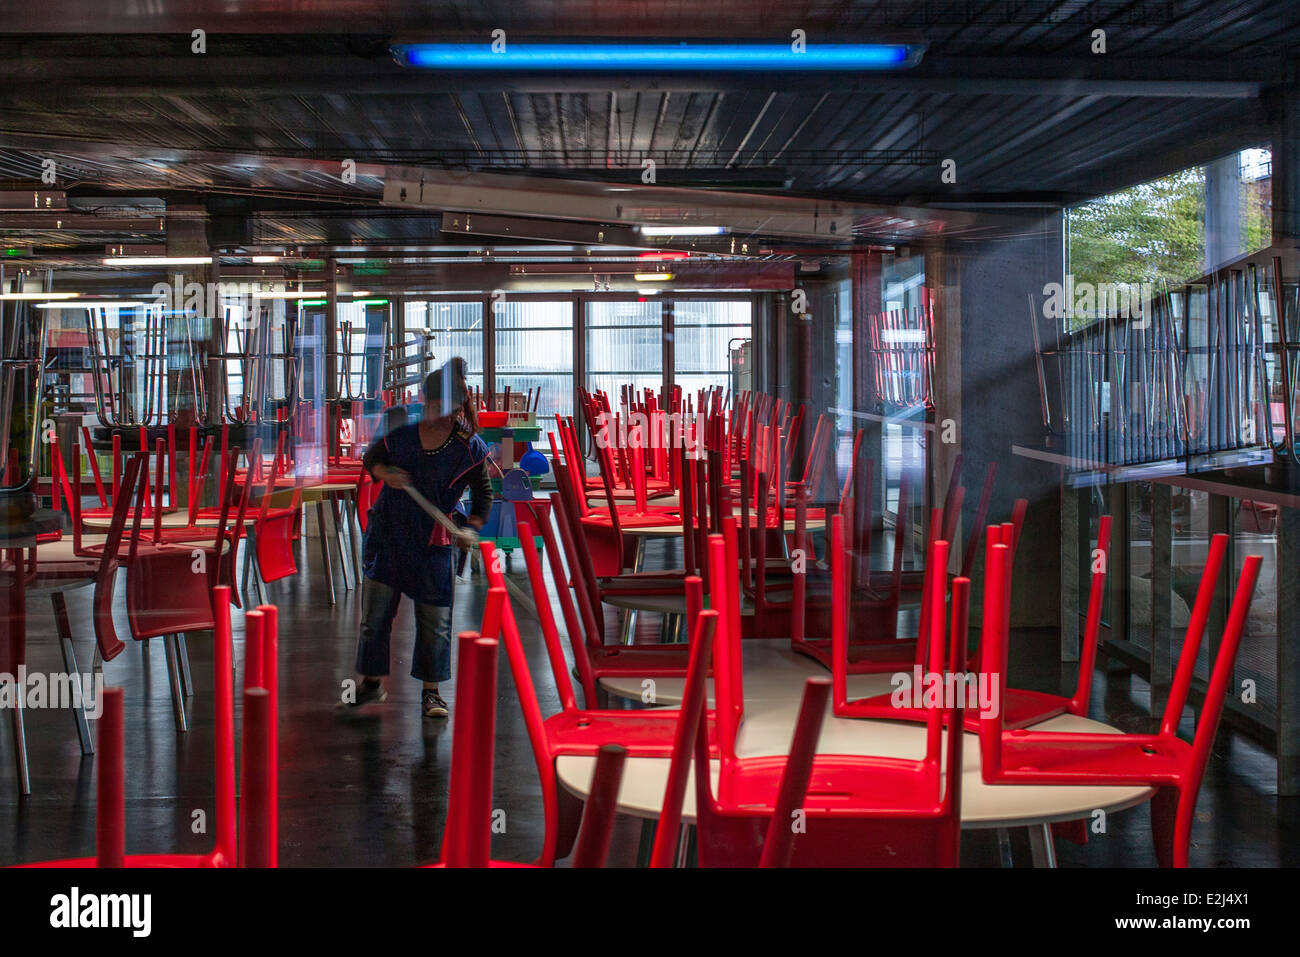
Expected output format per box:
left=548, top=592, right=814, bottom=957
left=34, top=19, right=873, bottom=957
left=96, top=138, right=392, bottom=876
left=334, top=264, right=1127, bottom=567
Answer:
left=638, top=226, right=725, bottom=237
left=253, top=290, right=318, bottom=299
left=393, top=43, right=922, bottom=71
left=250, top=255, right=280, bottom=264
left=633, top=273, right=674, bottom=282
left=102, top=256, right=213, bottom=266
left=37, top=300, right=145, bottom=309
left=0, top=291, right=79, bottom=300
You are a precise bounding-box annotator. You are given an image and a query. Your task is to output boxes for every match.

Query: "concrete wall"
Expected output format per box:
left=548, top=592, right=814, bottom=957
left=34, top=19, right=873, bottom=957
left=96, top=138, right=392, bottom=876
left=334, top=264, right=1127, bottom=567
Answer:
left=943, top=212, right=1065, bottom=628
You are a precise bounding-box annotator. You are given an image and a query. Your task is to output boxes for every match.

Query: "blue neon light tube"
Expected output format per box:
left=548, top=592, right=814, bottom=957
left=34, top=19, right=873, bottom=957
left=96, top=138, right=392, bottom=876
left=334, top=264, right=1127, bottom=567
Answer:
left=393, top=42, right=924, bottom=71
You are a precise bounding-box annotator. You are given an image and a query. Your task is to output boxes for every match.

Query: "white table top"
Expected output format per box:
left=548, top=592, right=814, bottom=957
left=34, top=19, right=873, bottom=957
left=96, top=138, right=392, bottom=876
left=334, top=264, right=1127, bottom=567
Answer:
left=603, top=591, right=757, bottom=616
left=83, top=512, right=258, bottom=531
left=621, top=517, right=826, bottom=537
left=557, top=644, right=1154, bottom=830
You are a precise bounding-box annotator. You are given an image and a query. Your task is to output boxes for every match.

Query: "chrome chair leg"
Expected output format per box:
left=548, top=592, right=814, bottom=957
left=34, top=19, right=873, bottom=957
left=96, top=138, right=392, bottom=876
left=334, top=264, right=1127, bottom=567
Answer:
left=163, top=635, right=188, bottom=732
left=52, top=592, right=94, bottom=755
left=316, top=501, right=336, bottom=605
left=8, top=701, right=31, bottom=795
left=176, top=633, right=194, bottom=698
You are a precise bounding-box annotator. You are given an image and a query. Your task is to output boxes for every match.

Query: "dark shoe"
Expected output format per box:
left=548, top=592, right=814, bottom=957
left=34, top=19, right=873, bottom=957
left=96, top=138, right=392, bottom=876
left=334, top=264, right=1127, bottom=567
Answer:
left=422, top=690, right=449, bottom=718
left=342, top=678, right=387, bottom=708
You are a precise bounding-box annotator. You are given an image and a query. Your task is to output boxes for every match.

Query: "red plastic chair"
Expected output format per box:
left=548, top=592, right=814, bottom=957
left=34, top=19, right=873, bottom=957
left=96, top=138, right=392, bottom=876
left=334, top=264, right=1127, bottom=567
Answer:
left=790, top=507, right=920, bottom=675
left=428, top=630, right=628, bottom=868
left=251, top=469, right=305, bottom=585
left=120, top=455, right=240, bottom=731
left=524, top=495, right=695, bottom=709
left=977, top=531, right=1262, bottom=867
left=651, top=540, right=968, bottom=867
left=834, top=515, right=1113, bottom=730
left=15, top=587, right=277, bottom=868
left=477, top=527, right=738, bottom=866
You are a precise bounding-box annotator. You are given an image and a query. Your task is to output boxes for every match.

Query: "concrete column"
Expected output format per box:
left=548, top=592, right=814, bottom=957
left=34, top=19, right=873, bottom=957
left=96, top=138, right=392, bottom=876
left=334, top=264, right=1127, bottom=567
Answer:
left=1150, top=483, right=1173, bottom=717
left=851, top=251, right=883, bottom=523
left=1272, top=83, right=1300, bottom=245
left=1060, top=484, right=1080, bottom=662
left=1277, top=506, right=1300, bottom=794
left=953, top=212, right=1064, bottom=628
left=928, top=241, right=961, bottom=568
left=1205, top=154, right=1241, bottom=271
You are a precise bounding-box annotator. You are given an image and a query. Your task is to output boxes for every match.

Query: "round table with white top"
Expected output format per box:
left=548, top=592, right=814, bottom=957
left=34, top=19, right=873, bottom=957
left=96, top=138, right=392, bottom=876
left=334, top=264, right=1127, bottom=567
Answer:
left=557, top=643, right=1154, bottom=867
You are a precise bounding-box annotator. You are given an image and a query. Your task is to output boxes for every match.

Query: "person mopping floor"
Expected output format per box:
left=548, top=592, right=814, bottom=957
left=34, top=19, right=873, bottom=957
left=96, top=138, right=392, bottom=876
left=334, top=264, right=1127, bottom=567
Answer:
left=347, top=357, right=492, bottom=718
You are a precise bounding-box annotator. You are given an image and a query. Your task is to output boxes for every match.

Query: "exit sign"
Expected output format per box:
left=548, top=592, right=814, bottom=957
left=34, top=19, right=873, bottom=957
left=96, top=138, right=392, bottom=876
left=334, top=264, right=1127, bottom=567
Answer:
left=4, top=247, right=30, bottom=257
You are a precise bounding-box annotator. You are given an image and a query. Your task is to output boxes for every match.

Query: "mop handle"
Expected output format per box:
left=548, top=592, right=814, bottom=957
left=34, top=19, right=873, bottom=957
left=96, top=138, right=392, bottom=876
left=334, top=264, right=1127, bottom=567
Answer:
left=402, top=484, right=479, bottom=545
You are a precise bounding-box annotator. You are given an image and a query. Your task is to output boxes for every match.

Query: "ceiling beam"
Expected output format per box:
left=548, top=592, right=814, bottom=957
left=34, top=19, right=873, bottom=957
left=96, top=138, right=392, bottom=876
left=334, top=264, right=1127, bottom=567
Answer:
left=0, top=54, right=1276, bottom=98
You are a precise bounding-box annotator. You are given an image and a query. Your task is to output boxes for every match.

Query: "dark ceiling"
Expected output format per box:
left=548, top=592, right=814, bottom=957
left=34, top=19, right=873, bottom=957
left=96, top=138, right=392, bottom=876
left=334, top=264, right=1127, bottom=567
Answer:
left=0, top=1, right=1295, bottom=251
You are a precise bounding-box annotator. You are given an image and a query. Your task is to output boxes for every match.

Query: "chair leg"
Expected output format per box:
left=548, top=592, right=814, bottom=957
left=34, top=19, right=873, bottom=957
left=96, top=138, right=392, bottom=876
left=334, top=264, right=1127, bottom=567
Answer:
left=8, top=700, right=31, bottom=795
left=163, top=635, right=189, bottom=733
left=996, top=827, right=1015, bottom=867
left=1027, top=823, right=1058, bottom=868
left=52, top=592, right=94, bottom=755
left=619, top=536, right=647, bottom=645
left=244, top=531, right=267, bottom=605
left=176, top=633, right=194, bottom=698
left=240, top=532, right=254, bottom=593
left=331, top=498, right=353, bottom=591
left=316, top=501, right=336, bottom=605
left=348, top=492, right=363, bottom=582
left=1150, top=785, right=1179, bottom=868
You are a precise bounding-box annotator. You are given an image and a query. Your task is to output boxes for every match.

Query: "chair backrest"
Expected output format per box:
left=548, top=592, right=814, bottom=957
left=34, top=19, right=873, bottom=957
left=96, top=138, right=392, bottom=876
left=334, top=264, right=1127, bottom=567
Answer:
left=547, top=484, right=607, bottom=653
left=95, top=686, right=125, bottom=867
left=477, top=556, right=561, bottom=866
left=706, top=524, right=745, bottom=760
left=1068, top=514, right=1111, bottom=715
left=648, top=609, right=719, bottom=868
left=682, top=539, right=964, bottom=867
left=441, top=630, right=499, bottom=867
left=90, top=454, right=145, bottom=662
left=211, top=586, right=238, bottom=866
left=515, top=520, right=580, bottom=714
left=755, top=677, right=832, bottom=867
left=570, top=744, right=629, bottom=868
left=979, top=529, right=1261, bottom=786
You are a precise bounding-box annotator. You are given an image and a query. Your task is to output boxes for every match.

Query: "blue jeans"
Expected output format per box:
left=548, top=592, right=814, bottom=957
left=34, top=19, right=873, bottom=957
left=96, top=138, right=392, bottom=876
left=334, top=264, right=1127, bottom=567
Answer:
left=355, top=576, right=452, bottom=683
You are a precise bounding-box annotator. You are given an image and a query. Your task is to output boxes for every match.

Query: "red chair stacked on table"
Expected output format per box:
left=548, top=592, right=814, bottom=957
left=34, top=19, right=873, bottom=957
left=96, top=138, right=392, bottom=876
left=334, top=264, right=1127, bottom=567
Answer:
left=832, top=515, right=1114, bottom=730
left=428, top=630, right=628, bottom=868
left=650, top=532, right=968, bottom=867
left=977, top=530, right=1261, bottom=867
left=72, top=451, right=242, bottom=731
left=15, top=587, right=279, bottom=868
left=523, top=497, right=699, bottom=707
left=789, top=506, right=923, bottom=676
left=477, top=525, right=745, bottom=866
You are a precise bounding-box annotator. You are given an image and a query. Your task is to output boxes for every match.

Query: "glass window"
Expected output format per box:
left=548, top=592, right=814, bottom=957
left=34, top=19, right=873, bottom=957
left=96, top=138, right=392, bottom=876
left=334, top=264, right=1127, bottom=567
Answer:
left=1233, top=496, right=1277, bottom=711
left=672, top=299, right=751, bottom=400
left=586, top=299, right=663, bottom=408
left=416, top=300, right=485, bottom=400
left=835, top=278, right=855, bottom=474
left=494, top=299, right=574, bottom=420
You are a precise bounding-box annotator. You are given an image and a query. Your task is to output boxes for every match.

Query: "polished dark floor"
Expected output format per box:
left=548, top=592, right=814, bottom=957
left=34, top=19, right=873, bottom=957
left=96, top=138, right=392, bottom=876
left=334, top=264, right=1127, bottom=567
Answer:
left=2, top=530, right=1296, bottom=867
